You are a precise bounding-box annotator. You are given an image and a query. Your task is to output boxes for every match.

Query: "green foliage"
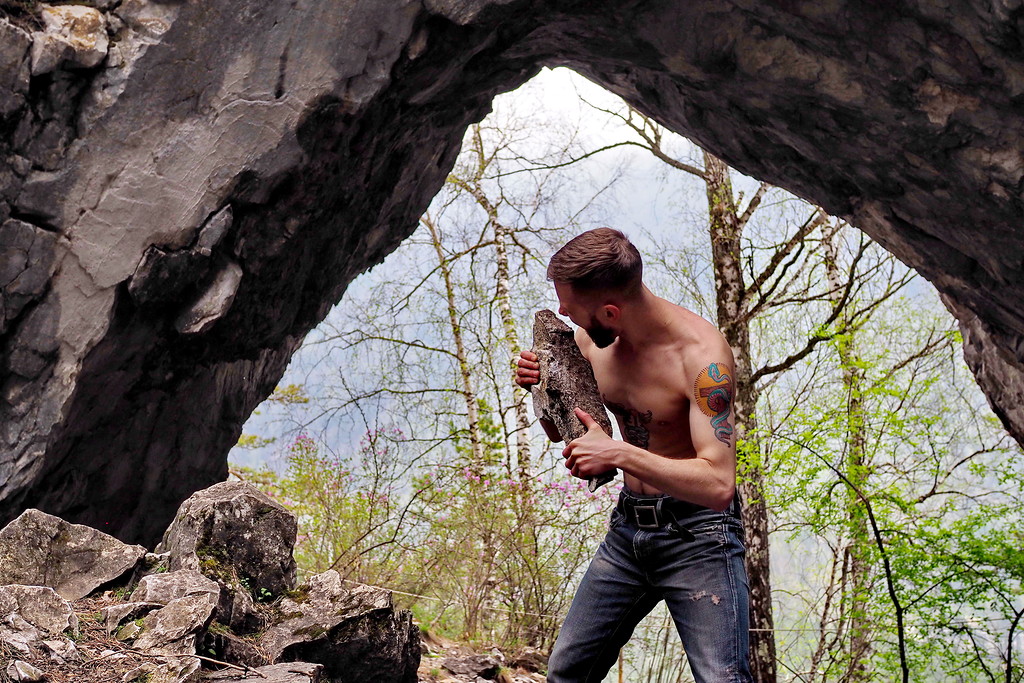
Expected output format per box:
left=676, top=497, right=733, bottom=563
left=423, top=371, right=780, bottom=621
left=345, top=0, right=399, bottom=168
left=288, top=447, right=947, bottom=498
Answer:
left=196, top=546, right=235, bottom=584
left=240, top=420, right=613, bottom=651
left=284, top=585, right=311, bottom=603
left=269, top=384, right=310, bottom=405
left=283, top=430, right=407, bottom=583
left=408, top=412, right=616, bottom=648
left=235, top=433, right=276, bottom=449
left=207, top=621, right=233, bottom=636
left=762, top=295, right=1024, bottom=680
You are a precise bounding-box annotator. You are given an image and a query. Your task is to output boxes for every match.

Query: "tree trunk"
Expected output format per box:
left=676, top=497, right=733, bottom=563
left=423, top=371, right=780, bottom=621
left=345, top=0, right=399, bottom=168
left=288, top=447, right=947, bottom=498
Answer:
left=490, top=201, right=547, bottom=646
left=824, top=226, right=874, bottom=681
left=424, top=214, right=485, bottom=473
left=495, top=222, right=533, bottom=484
left=703, top=151, right=777, bottom=683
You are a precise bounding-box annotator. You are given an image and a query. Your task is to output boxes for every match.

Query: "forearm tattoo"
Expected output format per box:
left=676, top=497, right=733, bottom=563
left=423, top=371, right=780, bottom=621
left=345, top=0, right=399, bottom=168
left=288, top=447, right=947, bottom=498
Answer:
left=694, top=363, right=734, bottom=445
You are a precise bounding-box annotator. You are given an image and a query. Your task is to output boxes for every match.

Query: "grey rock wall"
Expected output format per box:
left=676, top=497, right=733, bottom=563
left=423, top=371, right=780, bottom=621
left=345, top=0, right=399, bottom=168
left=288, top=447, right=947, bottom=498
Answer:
left=2, top=0, right=1024, bottom=544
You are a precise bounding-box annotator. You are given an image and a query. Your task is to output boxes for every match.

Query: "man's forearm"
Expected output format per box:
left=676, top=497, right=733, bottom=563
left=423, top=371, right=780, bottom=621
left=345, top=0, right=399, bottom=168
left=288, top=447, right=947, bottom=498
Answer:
left=617, top=444, right=735, bottom=511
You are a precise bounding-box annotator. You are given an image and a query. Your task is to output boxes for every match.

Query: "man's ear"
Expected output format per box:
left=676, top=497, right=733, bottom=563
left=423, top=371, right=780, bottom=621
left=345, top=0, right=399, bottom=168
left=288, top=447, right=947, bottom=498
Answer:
left=601, top=304, right=621, bottom=322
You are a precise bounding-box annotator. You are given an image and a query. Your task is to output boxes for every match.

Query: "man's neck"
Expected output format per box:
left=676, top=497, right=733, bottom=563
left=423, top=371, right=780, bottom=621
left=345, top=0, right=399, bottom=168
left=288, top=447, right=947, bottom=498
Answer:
left=615, top=287, right=679, bottom=350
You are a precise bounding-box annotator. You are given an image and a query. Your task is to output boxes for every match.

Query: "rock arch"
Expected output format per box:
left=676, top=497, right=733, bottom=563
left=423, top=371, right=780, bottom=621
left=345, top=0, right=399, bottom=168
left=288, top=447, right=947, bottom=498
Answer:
left=2, top=0, right=1022, bottom=545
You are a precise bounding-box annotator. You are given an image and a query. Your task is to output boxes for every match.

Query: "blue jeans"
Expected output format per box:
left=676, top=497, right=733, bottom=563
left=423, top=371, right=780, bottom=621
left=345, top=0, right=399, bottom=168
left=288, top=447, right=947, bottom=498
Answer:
left=547, top=489, right=752, bottom=683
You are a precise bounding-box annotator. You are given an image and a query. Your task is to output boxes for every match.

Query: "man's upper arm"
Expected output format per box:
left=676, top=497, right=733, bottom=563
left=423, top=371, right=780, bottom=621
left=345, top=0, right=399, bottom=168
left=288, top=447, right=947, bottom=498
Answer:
left=687, top=358, right=737, bottom=462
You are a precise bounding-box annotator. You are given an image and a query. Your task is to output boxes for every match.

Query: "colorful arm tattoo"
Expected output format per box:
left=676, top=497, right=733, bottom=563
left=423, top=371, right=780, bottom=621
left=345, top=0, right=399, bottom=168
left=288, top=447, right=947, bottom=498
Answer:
left=694, top=363, right=734, bottom=445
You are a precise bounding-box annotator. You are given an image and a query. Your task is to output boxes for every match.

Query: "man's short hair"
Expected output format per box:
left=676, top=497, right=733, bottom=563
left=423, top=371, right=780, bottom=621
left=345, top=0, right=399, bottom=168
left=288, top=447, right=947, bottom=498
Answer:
left=547, top=228, right=643, bottom=296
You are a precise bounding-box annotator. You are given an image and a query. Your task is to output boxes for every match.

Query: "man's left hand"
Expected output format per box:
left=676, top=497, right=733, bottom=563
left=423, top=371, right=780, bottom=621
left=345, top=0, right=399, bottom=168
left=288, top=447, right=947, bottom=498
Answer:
left=563, top=408, right=619, bottom=479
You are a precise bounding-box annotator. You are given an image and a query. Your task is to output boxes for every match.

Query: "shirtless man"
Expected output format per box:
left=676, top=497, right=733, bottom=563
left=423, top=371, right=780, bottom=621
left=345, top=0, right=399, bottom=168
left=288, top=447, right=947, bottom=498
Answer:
left=515, top=228, right=752, bottom=683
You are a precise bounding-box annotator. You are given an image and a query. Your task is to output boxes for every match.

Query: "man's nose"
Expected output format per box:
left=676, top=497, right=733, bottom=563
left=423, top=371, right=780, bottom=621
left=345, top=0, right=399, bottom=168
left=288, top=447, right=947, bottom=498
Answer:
left=558, top=305, right=567, bottom=316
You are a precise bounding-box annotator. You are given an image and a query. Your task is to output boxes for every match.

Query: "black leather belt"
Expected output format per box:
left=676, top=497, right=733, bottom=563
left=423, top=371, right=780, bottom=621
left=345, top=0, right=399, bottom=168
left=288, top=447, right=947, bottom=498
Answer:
left=617, top=494, right=705, bottom=530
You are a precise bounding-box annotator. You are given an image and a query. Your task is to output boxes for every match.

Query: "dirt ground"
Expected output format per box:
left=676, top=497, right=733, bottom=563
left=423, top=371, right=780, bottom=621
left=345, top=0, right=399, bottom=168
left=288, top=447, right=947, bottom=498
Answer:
left=3, top=593, right=547, bottom=683
left=3, top=594, right=159, bottom=683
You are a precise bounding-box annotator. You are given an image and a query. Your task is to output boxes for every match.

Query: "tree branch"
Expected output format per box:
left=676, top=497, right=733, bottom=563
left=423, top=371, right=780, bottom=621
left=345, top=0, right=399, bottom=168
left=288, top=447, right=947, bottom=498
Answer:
left=737, top=182, right=771, bottom=229
left=778, top=435, right=910, bottom=683
left=484, top=141, right=648, bottom=179
left=744, top=209, right=829, bottom=319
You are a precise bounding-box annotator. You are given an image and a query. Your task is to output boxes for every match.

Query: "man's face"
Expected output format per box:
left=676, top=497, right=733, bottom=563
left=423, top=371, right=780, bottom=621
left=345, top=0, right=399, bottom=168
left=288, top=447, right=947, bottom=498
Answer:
left=554, top=282, right=619, bottom=348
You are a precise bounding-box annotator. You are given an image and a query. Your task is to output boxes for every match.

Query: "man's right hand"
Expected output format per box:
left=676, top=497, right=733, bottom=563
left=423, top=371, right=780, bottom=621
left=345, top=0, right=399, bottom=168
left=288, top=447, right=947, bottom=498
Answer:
left=515, top=350, right=541, bottom=388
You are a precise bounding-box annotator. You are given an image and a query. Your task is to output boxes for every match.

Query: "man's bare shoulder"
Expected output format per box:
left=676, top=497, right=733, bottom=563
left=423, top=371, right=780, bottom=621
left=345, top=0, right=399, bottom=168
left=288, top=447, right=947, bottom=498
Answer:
left=573, top=325, right=595, bottom=359
left=664, top=302, right=733, bottom=377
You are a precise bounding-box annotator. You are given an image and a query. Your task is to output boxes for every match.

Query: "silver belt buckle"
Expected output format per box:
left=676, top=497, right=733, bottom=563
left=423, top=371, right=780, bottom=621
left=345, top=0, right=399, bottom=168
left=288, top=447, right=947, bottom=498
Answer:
left=633, top=504, right=659, bottom=529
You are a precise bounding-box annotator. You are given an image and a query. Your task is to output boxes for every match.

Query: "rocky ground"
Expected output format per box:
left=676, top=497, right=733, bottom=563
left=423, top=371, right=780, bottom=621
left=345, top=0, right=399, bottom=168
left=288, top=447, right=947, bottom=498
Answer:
left=3, top=592, right=547, bottom=683
left=0, top=481, right=549, bottom=683
left=417, top=631, right=547, bottom=683
left=2, top=594, right=154, bottom=683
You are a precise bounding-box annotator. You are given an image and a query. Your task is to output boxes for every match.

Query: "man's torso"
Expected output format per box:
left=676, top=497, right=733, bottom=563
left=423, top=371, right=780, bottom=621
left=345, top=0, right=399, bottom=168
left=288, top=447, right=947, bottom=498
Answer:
left=582, top=304, right=721, bottom=495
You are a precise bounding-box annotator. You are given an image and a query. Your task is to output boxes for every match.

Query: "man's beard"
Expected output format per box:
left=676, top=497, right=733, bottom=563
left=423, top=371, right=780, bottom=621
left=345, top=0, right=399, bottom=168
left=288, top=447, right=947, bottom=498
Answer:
left=586, top=319, right=617, bottom=348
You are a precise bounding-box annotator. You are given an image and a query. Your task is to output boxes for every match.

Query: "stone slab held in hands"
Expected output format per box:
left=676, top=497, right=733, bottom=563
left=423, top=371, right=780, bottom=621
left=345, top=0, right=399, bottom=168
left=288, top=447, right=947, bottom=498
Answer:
left=531, top=309, right=616, bottom=490
left=530, top=310, right=613, bottom=442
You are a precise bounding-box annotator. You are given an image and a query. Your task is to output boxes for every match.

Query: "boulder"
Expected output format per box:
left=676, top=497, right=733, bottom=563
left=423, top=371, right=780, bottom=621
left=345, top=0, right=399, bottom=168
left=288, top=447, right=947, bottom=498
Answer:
left=114, top=569, right=221, bottom=658
left=5, top=660, right=44, bottom=682
left=133, top=591, right=219, bottom=655
left=131, top=551, right=172, bottom=583
left=260, top=570, right=420, bottom=683
left=0, top=509, right=146, bottom=600
left=30, top=5, right=109, bottom=75
left=213, top=578, right=265, bottom=637
left=41, top=637, right=80, bottom=664
left=509, top=647, right=547, bottom=673
left=131, top=569, right=220, bottom=606
left=101, top=600, right=165, bottom=634
left=0, top=584, right=77, bottom=656
left=157, top=481, right=297, bottom=600
left=442, top=653, right=502, bottom=679
left=200, top=628, right=266, bottom=669
left=120, top=658, right=202, bottom=683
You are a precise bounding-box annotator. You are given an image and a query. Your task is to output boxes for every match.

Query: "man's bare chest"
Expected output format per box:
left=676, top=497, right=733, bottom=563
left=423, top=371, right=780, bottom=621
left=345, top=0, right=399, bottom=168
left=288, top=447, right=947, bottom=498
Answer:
left=590, top=361, right=689, bottom=450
